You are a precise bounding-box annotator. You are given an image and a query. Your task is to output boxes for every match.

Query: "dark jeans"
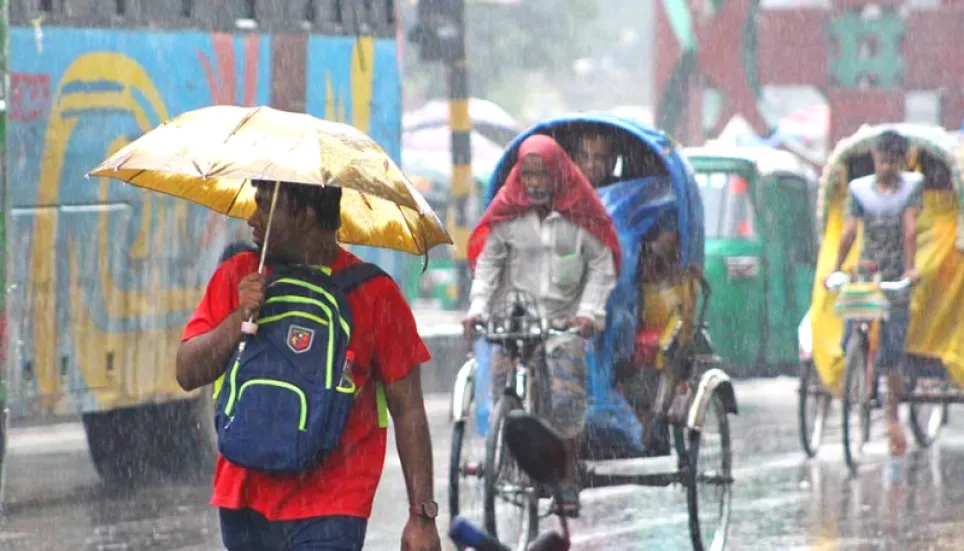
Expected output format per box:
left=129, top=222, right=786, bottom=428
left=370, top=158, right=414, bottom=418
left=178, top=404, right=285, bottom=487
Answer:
left=219, top=508, right=367, bottom=551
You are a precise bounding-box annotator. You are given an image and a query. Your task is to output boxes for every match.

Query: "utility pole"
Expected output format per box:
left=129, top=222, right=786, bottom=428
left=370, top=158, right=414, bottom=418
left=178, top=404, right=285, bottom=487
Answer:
left=409, top=0, right=473, bottom=309
left=0, top=0, right=9, bottom=504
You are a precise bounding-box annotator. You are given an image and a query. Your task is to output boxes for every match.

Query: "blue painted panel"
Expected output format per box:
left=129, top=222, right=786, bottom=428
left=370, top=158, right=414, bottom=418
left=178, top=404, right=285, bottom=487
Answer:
left=5, top=28, right=402, bottom=417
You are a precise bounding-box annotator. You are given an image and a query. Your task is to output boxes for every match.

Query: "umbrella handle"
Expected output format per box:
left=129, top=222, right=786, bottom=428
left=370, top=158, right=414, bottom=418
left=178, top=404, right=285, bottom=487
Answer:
left=241, top=179, right=281, bottom=337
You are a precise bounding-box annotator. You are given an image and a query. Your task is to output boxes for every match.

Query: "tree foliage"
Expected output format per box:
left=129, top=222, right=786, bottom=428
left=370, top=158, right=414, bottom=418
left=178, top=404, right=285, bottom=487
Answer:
left=466, top=0, right=599, bottom=94
left=402, top=0, right=601, bottom=115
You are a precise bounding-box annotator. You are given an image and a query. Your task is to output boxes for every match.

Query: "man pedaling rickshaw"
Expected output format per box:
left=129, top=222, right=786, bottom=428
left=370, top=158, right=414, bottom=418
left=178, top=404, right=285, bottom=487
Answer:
left=461, top=134, right=621, bottom=518
left=827, top=130, right=923, bottom=457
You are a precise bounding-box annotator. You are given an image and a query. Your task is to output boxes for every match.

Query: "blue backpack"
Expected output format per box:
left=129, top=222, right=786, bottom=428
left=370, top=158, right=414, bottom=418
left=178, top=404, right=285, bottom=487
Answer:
left=214, top=261, right=387, bottom=473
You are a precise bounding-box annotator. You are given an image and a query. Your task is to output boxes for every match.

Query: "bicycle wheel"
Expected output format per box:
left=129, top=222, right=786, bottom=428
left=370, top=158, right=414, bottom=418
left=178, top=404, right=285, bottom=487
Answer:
left=449, top=414, right=486, bottom=548
left=483, top=396, right=538, bottom=551
left=841, top=334, right=871, bottom=475
left=907, top=369, right=947, bottom=449
left=686, top=389, right=732, bottom=551
left=798, top=359, right=830, bottom=458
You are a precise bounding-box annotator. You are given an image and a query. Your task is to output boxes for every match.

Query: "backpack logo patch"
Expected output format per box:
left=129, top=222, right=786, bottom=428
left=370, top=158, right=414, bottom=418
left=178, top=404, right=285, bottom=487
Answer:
left=286, top=325, right=315, bottom=354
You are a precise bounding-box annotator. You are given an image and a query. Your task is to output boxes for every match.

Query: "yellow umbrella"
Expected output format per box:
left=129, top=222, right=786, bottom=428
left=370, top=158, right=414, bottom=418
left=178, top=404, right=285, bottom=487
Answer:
left=88, top=105, right=452, bottom=259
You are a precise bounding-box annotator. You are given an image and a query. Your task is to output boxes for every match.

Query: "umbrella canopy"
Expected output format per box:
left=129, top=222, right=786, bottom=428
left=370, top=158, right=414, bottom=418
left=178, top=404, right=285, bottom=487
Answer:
left=403, top=98, right=521, bottom=146
left=401, top=148, right=494, bottom=184
left=402, top=126, right=506, bottom=169
left=88, top=105, right=452, bottom=256
left=403, top=97, right=519, bottom=131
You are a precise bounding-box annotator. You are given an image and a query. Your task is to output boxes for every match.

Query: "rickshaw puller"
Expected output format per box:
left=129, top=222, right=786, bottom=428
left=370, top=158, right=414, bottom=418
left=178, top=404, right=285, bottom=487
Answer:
left=462, top=135, right=621, bottom=517
left=831, top=129, right=922, bottom=457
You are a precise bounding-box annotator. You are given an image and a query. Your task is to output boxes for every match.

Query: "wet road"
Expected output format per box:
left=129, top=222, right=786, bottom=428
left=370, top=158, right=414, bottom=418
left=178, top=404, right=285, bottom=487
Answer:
left=2, top=377, right=964, bottom=550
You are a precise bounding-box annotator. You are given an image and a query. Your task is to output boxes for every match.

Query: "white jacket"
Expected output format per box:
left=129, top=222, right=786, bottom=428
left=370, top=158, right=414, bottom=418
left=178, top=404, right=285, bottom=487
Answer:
left=467, top=211, right=617, bottom=330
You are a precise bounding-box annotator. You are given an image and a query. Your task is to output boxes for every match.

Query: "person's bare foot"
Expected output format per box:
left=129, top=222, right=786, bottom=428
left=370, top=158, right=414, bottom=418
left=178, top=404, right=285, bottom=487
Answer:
left=888, top=418, right=907, bottom=456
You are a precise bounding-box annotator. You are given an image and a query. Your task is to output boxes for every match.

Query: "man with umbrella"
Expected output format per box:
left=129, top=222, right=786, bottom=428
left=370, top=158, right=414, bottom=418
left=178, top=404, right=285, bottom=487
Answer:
left=177, top=182, right=441, bottom=551
left=90, top=106, right=451, bottom=551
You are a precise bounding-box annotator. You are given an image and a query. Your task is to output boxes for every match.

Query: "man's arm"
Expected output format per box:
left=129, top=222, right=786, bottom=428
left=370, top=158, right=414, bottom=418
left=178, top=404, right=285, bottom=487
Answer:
left=902, top=186, right=923, bottom=276
left=466, top=226, right=509, bottom=318
left=176, top=310, right=244, bottom=391
left=384, top=369, right=435, bottom=518
left=176, top=272, right=263, bottom=392
left=902, top=208, right=919, bottom=273
left=835, top=218, right=859, bottom=272
left=576, top=231, right=618, bottom=330
left=834, top=189, right=862, bottom=271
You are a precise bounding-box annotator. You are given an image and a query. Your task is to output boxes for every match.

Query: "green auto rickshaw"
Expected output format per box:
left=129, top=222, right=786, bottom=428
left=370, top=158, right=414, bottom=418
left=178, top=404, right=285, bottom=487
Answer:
left=684, top=146, right=819, bottom=374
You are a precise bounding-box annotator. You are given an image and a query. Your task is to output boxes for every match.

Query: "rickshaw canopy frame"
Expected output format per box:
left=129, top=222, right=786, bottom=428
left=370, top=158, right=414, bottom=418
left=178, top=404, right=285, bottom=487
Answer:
left=485, top=113, right=705, bottom=269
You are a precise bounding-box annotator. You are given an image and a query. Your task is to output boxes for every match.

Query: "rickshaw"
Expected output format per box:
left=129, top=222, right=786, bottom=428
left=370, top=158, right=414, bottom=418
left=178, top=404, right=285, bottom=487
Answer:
left=798, top=123, right=964, bottom=469
left=447, top=114, right=738, bottom=551
left=684, top=146, right=819, bottom=375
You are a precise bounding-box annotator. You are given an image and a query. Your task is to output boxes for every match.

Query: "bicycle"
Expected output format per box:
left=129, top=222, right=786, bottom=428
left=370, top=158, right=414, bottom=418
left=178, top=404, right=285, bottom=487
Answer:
left=476, top=291, right=579, bottom=550
left=826, top=265, right=945, bottom=474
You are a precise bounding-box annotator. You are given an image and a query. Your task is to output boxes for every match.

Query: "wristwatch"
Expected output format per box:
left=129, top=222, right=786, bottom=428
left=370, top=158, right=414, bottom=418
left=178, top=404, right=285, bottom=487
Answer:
left=410, top=501, right=439, bottom=520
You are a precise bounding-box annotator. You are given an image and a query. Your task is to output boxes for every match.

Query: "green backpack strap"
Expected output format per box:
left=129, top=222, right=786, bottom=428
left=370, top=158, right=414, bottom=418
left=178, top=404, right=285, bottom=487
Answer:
left=331, top=262, right=392, bottom=429
left=375, top=383, right=389, bottom=429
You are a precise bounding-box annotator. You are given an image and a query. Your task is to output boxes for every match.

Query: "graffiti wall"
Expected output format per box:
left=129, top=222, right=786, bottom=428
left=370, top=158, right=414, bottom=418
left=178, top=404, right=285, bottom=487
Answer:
left=5, top=27, right=401, bottom=419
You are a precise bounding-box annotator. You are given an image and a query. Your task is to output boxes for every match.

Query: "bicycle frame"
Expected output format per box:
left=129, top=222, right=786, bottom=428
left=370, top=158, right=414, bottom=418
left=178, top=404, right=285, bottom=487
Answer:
left=647, top=275, right=713, bottom=429
left=482, top=325, right=564, bottom=418
left=850, top=321, right=881, bottom=406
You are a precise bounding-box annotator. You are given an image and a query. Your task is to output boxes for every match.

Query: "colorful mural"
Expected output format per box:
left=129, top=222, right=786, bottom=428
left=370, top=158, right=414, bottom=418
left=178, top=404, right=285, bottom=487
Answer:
left=654, top=1, right=964, bottom=146
left=5, top=27, right=402, bottom=419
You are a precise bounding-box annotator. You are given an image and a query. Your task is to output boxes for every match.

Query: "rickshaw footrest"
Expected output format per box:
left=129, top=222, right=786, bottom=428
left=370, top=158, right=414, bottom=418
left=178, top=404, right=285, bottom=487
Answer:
left=904, top=390, right=964, bottom=404
left=582, top=469, right=681, bottom=489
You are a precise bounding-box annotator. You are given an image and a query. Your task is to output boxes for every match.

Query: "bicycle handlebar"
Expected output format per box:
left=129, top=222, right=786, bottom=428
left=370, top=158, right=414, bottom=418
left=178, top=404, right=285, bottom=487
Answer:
left=825, top=271, right=913, bottom=293
left=472, top=322, right=579, bottom=342
left=879, top=278, right=913, bottom=292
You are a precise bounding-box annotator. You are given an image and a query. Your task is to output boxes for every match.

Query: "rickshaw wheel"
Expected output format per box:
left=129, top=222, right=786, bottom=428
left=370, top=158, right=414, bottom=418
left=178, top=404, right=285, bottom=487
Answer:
left=841, top=335, right=871, bottom=476
left=448, top=378, right=486, bottom=549
left=483, top=396, right=538, bottom=551
left=798, top=359, right=830, bottom=458
left=686, top=389, right=732, bottom=551
left=906, top=367, right=947, bottom=449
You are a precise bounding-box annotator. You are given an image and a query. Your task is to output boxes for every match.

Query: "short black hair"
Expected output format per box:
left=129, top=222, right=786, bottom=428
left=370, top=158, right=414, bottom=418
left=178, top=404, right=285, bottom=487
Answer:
left=252, top=179, right=342, bottom=231
left=579, top=130, right=612, bottom=143
left=875, top=130, right=909, bottom=157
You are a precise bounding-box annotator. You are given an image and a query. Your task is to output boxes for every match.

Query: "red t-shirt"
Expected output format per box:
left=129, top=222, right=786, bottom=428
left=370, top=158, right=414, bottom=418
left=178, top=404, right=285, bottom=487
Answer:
left=181, top=249, right=431, bottom=521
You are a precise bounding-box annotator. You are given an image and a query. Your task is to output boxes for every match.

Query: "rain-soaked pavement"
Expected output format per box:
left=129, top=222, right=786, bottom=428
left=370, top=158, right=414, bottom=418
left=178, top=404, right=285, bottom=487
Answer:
left=2, top=377, right=964, bottom=550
